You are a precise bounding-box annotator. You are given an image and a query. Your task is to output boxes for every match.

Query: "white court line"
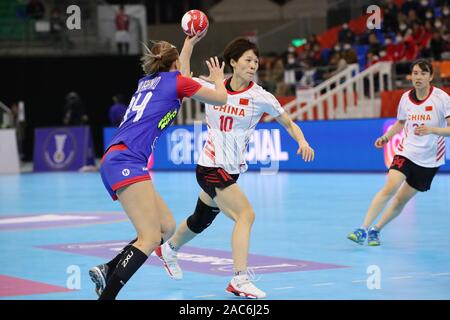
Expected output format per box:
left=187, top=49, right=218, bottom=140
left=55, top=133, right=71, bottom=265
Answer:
left=390, top=276, right=413, bottom=280
left=351, top=280, right=366, bottom=283
left=194, top=294, right=217, bottom=298
left=431, top=273, right=450, bottom=277
left=273, top=286, right=296, bottom=290
left=312, top=282, right=335, bottom=287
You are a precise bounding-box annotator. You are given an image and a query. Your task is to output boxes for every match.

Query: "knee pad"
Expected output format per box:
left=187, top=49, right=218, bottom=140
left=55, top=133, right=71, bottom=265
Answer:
left=186, top=198, right=220, bottom=234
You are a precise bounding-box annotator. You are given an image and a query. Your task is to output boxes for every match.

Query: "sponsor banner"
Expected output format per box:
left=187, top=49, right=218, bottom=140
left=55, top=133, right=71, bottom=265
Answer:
left=103, top=119, right=450, bottom=172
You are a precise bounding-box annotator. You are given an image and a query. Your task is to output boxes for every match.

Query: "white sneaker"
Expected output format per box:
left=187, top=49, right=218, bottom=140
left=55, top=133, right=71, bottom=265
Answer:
left=155, top=242, right=183, bottom=280
left=226, top=273, right=266, bottom=299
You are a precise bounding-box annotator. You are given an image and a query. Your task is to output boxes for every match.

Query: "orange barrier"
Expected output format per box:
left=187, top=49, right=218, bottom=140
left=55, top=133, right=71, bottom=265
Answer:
left=381, top=86, right=450, bottom=117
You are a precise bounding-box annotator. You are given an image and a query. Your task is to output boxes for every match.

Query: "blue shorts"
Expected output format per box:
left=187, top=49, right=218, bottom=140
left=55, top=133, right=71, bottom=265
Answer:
left=100, top=144, right=151, bottom=200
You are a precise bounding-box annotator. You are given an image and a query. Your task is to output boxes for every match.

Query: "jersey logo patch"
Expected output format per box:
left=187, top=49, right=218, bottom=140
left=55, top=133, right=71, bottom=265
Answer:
left=158, top=109, right=178, bottom=130
left=425, top=106, right=433, bottom=111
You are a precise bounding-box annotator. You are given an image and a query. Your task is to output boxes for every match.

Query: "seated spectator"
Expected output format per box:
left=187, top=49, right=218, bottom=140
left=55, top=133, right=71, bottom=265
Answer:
left=26, top=0, right=45, bottom=20
left=341, top=43, right=358, bottom=64
left=417, top=0, right=433, bottom=22
left=401, top=35, right=420, bottom=61
left=366, top=51, right=380, bottom=68
left=284, top=52, right=301, bottom=90
left=382, top=0, right=399, bottom=33
left=401, top=0, right=420, bottom=16
left=368, top=33, right=382, bottom=55
left=429, top=31, right=445, bottom=60
left=338, top=23, right=356, bottom=44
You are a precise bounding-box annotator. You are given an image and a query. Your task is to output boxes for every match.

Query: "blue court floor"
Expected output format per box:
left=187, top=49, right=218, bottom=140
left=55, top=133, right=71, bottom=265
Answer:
left=0, top=170, right=449, bottom=300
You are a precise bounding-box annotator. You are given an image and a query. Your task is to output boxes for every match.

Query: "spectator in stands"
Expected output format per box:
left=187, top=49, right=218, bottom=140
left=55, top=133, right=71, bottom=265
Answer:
left=341, top=43, right=358, bottom=64
left=26, top=0, right=45, bottom=20
left=311, top=43, right=324, bottom=66
left=271, top=57, right=287, bottom=96
left=115, top=5, right=131, bottom=55
left=338, top=23, right=355, bottom=44
left=299, top=62, right=316, bottom=87
left=366, top=51, right=380, bottom=68
left=330, top=42, right=342, bottom=59
left=385, top=36, right=397, bottom=61
left=50, top=7, right=69, bottom=50
left=417, top=0, right=433, bottom=22
left=9, top=102, right=26, bottom=160
left=406, top=8, right=420, bottom=25
left=108, top=94, right=128, bottom=127
left=429, top=30, right=446, bottom=60
left=401, top=34, right=420, bottom=61
left=284, top=52, right=301, bottom=95
left=441, top=5, right=450, bottom=28
left=367, top=33, right=382, bottom=55
left=442, top=31, right=450, bottom=60
left=401, top=0, right=420, bottom=16
left=63, top=92, right=89, bottom=126
left=382, top=0, right=399, bottom=33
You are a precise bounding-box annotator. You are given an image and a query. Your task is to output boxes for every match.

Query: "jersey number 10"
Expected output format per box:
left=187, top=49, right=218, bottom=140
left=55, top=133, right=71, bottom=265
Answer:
left=219, top=115, right=233, bottom=132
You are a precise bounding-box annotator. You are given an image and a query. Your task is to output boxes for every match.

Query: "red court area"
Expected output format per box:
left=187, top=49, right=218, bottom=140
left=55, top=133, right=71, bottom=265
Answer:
left=0, top=275, right=72, bottom=297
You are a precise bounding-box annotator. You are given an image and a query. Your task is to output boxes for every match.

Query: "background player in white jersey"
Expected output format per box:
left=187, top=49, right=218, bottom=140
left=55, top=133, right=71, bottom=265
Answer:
left=348, top=59, right=450, bottom=246
left=155, top=38, right=315, bottom=299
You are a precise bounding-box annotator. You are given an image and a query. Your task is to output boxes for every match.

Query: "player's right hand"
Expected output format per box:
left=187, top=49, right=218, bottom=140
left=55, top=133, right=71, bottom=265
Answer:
left=374, top=136, right=388, bottom=148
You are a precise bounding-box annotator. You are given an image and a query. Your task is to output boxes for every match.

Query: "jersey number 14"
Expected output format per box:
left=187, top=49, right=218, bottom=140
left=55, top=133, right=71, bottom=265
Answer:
left=120, top=92, right=153, bottom=127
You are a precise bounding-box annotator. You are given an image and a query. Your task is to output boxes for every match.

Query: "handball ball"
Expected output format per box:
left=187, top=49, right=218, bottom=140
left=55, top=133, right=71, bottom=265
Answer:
left=181, top=10, right=209, bottom=37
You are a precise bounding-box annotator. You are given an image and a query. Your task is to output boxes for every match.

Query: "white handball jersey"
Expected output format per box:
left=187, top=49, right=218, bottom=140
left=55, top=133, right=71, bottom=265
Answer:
left=195, top=77, right=285, bottom=174
left=396, top=86, right=450, bottom=167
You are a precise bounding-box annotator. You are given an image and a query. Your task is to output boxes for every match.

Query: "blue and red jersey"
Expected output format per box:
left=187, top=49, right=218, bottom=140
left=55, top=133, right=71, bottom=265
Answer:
left=108, top=71, right=201, bottom=160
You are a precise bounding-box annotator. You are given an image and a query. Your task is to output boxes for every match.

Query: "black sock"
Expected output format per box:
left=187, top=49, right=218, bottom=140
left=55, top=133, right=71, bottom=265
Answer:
left=105, top=238, right=138, bottom=272
left=99, top=246, right=148, bottom=300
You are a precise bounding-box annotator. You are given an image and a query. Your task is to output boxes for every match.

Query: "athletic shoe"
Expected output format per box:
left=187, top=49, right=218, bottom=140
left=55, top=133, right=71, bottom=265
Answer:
left=155, top=242, right=183, bottom=280
left=89, top=264, right=109, bottom=297
left=226, top=271, right=266, bottom=299
left=368, top=227, right=381, bottom=246
left=347, top=228, right=367, bottom=245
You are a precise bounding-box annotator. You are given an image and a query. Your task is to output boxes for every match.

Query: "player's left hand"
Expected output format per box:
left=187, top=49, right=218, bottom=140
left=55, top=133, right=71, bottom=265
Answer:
left=297, top=140, right=314, bottom=162
left=414, top=125, right=433, bottom=136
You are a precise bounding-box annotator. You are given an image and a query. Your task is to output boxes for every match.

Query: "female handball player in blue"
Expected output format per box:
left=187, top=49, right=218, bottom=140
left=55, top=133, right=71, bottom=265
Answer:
left=90, top=34, right=227, bottom=300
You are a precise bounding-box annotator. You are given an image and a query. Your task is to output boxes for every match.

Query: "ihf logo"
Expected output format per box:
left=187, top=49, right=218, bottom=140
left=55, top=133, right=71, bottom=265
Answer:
left=122, top=169, right=130, bottom=176
left=43, top=130, right=76, bottom=169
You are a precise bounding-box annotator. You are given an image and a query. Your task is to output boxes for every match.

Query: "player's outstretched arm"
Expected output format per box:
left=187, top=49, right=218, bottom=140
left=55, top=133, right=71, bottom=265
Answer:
left=374, top=120, right=405, bottom=148
left=276, top=112, right=314, bottom=162
left=191, top=57, right=227, bottom=105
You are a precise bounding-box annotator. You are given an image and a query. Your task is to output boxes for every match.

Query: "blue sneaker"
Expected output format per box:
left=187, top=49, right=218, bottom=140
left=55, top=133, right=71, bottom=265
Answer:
left=347, top=228, right=367, bottom=245
left=368, top=227, right=381, bottom=246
